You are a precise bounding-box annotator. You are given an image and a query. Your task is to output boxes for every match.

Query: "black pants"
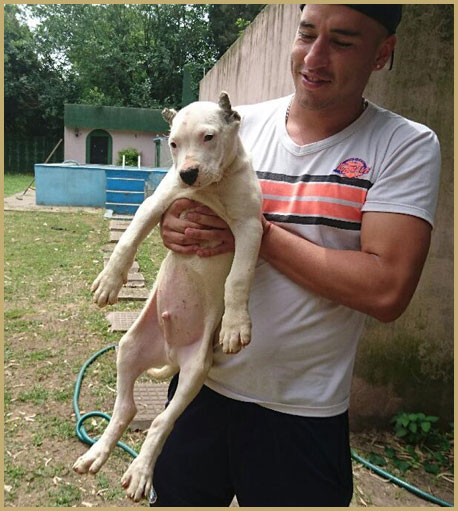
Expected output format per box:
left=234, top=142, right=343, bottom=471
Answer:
left=151, top=376, right=353, bottom=507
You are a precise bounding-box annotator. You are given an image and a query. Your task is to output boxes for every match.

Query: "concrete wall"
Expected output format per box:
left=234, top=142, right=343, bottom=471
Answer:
left=200, top=4, right=453, bottom=427
left=64, top=127, right=172, bottom=167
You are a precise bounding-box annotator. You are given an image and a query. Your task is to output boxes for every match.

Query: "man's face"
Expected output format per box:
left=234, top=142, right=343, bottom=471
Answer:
left=291, top=5, right=393, bottom=112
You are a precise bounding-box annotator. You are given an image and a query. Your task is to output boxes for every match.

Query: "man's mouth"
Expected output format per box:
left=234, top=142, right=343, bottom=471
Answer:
left=301, top=72, right=332, bottom=88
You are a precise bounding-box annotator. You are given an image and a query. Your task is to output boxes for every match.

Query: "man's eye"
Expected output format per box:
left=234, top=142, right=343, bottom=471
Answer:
left=204, top=134, right=213, bottom=142
left=334, top=40, right=353, bottom=48
left=298, top=31, right=314, bottom=41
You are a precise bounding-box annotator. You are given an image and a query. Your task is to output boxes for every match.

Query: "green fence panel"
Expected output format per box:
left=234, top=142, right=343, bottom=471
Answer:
left=5, top=137, right=64, bottom=174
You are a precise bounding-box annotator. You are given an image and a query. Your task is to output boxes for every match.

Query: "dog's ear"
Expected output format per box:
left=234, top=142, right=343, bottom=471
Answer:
left=218, top=91, right=241, bottom=123
left=162, top=108, right=177, bottom=126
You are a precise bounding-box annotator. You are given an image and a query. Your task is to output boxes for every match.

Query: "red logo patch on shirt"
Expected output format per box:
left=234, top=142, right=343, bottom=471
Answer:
left=333, top=158, right=371, bottom=179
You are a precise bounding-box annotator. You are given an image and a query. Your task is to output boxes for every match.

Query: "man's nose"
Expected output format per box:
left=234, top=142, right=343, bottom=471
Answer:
left=180, top=167, right=199, bottom=185
left=304, top=38, right=329, bottom=69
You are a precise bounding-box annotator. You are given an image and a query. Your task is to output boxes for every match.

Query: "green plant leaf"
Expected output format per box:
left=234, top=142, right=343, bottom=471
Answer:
left=396, top=427, right=408, bottom=437
left=421, top=421, right=431, bottom=433
left=423, top=462, right=440, bottom=474
left=368, top=452, right=386, bottom=467
left=409, top=422, right=418, bottom=433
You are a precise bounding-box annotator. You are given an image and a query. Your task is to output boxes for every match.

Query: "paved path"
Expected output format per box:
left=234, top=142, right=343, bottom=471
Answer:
left=4, top=188, right=102, bottom=214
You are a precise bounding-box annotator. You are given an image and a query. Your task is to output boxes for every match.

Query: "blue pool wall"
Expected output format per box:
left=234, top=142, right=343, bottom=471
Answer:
left=34, top=163, right=168, bottom=213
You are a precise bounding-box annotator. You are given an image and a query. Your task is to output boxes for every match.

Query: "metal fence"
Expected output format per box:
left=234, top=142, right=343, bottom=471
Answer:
left=5, top=136, right=64, bottom=174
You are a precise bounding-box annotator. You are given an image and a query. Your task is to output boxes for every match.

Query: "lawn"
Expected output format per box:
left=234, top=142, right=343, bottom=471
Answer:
left=4, top=172, right=35, bottom=197
left=4, top=208, right=167, bottom=507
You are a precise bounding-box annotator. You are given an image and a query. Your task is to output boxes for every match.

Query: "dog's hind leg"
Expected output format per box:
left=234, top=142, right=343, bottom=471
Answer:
left=120, top=327, right=215, bottom=502
left=73, top=291, right=167, bottom=475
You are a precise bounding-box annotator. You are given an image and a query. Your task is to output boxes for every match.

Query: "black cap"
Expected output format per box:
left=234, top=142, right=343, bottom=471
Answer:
left=299, top=5, right=403, bottom=34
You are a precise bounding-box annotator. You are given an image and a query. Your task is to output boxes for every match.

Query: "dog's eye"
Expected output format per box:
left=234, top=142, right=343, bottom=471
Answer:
left=204, top=135, right=213, bottom=142
left=170, top=141, right=177, bottom=149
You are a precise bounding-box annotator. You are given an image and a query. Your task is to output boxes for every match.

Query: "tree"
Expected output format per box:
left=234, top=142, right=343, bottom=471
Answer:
left=4, top=4, right=79, bottom=137
left=5, top=4, right=264, bottom=137
left=208, top=4, right=265, bottom=58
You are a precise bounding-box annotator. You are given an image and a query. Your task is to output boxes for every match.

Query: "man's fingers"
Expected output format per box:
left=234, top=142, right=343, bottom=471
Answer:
left=184, top=227, right=233, bottom=242
left=167, top=243, right=200, bottom=255
left=196, top=241, right=235, bottom=258
left=164, top=230, right=202, bottom=247
left=185, top=211, right=228, bottom=230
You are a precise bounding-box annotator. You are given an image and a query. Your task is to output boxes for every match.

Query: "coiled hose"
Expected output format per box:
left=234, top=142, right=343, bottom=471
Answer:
left=73, top=344, right=453, bottom=507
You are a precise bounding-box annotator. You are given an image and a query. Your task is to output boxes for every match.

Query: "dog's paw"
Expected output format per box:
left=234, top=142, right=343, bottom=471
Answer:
left=91, top=269, right=125, bottom=307
left=219, top=311, right=251, bottom=354
left=121, top=456, right=153, bottom=502
left=72, top=444, right=111, bottom=475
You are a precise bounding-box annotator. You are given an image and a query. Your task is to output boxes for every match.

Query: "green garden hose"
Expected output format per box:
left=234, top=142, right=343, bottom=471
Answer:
left=73, top=345, right=453, bottom=507
left=351, top=450, right=453, bottom=507
left=73, top=344, right=138, bottom=459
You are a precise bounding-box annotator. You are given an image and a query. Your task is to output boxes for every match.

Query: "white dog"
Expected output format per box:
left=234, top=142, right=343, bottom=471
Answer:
left=73, top=92, right=263, bottom=502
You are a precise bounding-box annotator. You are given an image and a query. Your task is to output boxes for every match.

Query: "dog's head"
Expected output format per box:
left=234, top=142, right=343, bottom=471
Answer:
left=162, top=91, right=241, bottom=188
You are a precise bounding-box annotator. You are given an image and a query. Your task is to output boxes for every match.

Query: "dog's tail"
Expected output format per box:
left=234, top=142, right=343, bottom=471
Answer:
left=147, top=365, right=178, bottom=381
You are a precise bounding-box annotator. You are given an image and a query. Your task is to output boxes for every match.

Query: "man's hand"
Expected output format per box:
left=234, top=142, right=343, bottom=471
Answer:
left=160, top=199, right=235, bottom=257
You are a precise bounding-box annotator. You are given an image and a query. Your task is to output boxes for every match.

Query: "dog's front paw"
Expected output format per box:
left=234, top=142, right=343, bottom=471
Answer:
left=91, top=268, right=126, bottom=307
left=121, top=456, right=154, bottom=502
left=219, top=311, right=251, bottom=354
left=73, top=443, right=111, bottom=475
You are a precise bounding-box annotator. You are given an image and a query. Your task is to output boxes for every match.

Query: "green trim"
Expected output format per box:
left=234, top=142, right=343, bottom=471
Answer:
left=86, top=129, right=113, bottom=164
left=65, top=104, right=170, bottom=133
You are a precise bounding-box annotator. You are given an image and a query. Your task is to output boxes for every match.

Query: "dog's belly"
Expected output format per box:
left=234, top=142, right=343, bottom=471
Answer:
left=156, top=251, right=233, bottom=347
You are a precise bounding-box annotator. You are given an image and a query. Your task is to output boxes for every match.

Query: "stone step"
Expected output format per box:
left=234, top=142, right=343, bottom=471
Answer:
left=109, top=220, right=131, bottom=231
left=118, top=287, right=150, bottom=301
left=109, top=231, right=123, bottom=243
left=130, top=382, right=169, bottom=430
left=106, top=311, right=141, bottom=332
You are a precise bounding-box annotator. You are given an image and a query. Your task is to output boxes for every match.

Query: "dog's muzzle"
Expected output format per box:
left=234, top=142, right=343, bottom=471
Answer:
left=179, top=168, right=199, bottom=186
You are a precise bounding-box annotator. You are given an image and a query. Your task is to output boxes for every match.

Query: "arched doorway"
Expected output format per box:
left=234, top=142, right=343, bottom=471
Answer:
left=86, top=129, right=112, bottom=164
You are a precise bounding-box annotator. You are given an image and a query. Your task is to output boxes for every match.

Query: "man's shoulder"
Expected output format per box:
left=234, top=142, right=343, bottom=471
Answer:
left=369, top=101, right=438, bottom=142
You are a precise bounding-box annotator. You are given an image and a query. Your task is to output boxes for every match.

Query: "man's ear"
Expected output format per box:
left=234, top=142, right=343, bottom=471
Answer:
left=374, top=34, right=397, bottom=70
left=162, top=108, right=177, bottom=125
left=218, top=91, right=241, bottom=123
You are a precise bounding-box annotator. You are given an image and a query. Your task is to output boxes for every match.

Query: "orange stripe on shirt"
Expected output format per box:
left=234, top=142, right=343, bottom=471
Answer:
left=259, top=180, right=368, bottom=205
left=263, top=197, right=363, bottom=222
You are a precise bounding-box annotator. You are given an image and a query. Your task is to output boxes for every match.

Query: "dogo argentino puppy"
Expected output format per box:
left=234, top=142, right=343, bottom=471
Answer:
left=73, top=92, right=263, bottom=502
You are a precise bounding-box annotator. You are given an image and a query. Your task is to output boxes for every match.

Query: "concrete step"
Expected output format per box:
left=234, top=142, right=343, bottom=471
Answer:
left=106, top=311, right=141, bottom=332
left=117, top=287, right=150, bottom=301
left=130, top=382, right=169, bottom=430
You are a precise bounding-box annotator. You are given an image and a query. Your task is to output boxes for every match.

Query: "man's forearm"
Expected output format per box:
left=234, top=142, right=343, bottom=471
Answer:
left=259, top=218, right=429, bottom=323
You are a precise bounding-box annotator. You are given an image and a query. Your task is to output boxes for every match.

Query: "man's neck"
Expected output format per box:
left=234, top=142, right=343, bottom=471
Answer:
left=286, top=95, right=367, bottom=146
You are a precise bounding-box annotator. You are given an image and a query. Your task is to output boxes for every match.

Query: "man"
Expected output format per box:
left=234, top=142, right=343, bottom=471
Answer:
left=152, top=5, right=441, bottom=506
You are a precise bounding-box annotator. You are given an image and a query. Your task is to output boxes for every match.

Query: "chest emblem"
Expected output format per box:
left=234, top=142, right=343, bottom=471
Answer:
left=333, top=158, right=371, bottom=179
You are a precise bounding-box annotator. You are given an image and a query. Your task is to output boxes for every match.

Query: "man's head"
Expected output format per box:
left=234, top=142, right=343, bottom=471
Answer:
left=300, top=5, right=403, bottom=36
left=291, top=5, right=399, bottom=113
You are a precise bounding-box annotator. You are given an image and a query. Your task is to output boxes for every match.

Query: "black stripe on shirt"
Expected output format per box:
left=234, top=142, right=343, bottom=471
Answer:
left=264, top=213, right=361, bottom=231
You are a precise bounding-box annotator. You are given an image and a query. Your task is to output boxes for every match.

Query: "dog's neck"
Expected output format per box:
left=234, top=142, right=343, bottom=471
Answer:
left=221, top=136, right=248, bottom=176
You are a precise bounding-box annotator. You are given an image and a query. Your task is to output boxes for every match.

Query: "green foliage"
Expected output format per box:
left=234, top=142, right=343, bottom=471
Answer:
left=117, top=148, right=141, bottom=167
left=5, top=4, right=263, bottom=139
left=360, top=413, right=453, bottom=478
left=392, top=412, right=440, bottom=444
left=208, top=5, right=265, bottom=57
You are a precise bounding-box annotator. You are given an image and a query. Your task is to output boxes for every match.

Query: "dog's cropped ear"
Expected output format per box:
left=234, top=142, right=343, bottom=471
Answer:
left=218, top=91, right=241, bottom=123
left=162, top=108, right=177, bottom=126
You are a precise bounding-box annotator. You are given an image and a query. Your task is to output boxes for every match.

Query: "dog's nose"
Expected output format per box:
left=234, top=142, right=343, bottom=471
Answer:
left=180, top=168, right=199, bottom=186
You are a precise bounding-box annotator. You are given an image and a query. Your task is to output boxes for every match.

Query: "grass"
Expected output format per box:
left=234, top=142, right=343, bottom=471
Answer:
left=4, top=172, right=35, bottom=197
left=4, top=202, right=166, bottom=507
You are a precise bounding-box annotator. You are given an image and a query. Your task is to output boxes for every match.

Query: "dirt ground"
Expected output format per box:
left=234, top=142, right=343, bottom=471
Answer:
left=4, top=191, right=454, bottom=508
